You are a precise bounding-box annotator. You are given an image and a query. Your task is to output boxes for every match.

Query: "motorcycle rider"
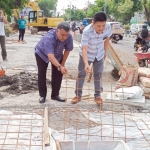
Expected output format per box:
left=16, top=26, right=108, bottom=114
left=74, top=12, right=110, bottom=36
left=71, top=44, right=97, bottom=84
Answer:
left=71, top=21, right=76, bottom=32
left=135, top=25, right=148, bottom=45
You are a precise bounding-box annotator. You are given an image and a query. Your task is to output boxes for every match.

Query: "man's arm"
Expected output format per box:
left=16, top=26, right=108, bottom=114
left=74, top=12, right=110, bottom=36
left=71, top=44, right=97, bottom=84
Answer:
left=2, top=16, right=7, bottom=24
left=82, top=46, right=88, bottom=65
left=104, top=37, right=110, bottom=59
left=104, top=37, right=110, bottom=51
left=61, top=50, right=70, bottom=66
left=48, top=54, right=68, bottom=74
left=62, top=34, right=73, bottom=66
left=47, top=54, right=61, bottom=67
left=1, top=11, right=7, bottom=24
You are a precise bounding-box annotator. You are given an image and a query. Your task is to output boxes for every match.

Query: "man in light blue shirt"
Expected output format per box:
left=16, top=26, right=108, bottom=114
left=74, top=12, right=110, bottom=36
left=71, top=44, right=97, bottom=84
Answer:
left=18, top=16, right=26, bottom=42
left=72, top=12, right=112, bottom=104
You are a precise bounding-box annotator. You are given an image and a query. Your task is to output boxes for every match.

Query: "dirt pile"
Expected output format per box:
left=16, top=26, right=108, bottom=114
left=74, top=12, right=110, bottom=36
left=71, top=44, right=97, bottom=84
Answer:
left=0, top=72, right=50, bottom=95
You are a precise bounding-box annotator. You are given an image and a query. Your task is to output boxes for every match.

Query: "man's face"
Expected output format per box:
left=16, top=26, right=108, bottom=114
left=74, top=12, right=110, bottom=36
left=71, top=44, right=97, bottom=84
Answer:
left=93, top=21, right=106, bottom=34
left=21, top=16, right=24, bottom=20
left=56, top=28, right=69, bottom=42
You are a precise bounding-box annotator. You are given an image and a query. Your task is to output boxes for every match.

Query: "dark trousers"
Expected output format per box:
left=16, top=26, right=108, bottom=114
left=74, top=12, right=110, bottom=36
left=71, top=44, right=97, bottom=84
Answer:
left=136, top=36, right=143, bottom=44
left=19, top=29, right=25, bottom=41
left=35, top=54, right=63, bottom=97
left=0, top=36, right=7, bottom=60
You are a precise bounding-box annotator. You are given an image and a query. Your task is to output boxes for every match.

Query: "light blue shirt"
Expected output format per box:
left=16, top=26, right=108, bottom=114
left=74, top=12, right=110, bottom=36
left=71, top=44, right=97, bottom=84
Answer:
left=79, top=23, right=112, bottom=62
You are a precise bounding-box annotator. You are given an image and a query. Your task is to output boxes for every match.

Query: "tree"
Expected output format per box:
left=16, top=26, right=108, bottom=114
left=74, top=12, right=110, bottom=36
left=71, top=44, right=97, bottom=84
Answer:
left=86, top=0, right=104, bottom=18
left=0, top=0, right=29, bottom=16
left=63, top=8, right=86, bottom=21
left=87, top=0, right=142, bottom=23
left=38, top=0, right=57, bottom=17
left=117, top=0, right=134, bottom=24
left=142, top=0, right=150, bottom=25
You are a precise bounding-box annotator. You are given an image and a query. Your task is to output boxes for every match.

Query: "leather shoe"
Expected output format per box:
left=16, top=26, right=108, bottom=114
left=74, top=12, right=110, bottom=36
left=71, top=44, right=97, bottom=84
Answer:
left=39, top=97, right=46, bottom=103
left=51, top=96, right=66, bottom=102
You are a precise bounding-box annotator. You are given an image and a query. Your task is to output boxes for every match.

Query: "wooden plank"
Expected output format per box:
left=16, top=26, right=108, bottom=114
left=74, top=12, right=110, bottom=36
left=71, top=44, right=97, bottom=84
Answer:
left=44, top=107, right=50, bottom=146
left=107, top=43, right=123, bottom=71
left=56, top=140, right=62, bottom=150
left=87, top=63, right=93, bottom=82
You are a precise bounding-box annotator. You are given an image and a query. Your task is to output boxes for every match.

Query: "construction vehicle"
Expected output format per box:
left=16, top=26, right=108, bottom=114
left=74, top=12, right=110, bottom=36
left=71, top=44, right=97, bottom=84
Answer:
left=13, top=0, right=63, bottom=34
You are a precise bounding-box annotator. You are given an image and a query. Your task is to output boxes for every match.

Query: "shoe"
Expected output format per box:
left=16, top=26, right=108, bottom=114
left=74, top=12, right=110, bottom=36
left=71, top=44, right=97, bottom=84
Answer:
left=39, top=97, right=46, bottom=103
left=71, top=96, right=81, bottom=104
left=94, top=97, right=103, bottom=105
left=51, top=96, right=66, bottom=102
left=3, top=58, right=8, bottom=61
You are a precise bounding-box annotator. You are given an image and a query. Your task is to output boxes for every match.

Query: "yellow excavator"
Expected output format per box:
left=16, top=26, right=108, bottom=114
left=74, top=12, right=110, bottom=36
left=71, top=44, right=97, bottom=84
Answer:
left=13, top=0, right=63, bottom=34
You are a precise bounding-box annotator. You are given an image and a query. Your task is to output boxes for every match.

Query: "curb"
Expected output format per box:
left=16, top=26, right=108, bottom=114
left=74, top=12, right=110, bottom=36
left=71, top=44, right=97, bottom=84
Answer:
left=124, top=34, right=137, bottom=38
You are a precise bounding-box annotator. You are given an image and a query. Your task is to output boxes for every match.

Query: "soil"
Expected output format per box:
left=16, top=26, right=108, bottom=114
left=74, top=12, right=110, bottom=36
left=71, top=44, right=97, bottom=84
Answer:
left=0, top=72, right=50, bottom=96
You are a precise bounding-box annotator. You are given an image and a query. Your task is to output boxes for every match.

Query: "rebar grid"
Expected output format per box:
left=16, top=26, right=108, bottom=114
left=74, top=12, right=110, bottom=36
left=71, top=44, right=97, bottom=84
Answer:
left=0, top=70, right=150, bottom=149
left=49, top=74, right=150, bottom=148
left=0, top=108, right=45, bottom=150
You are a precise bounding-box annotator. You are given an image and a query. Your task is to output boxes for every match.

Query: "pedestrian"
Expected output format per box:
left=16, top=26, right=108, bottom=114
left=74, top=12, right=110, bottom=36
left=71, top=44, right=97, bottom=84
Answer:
left=18, top=16, right=26, bottom=42
left=0, top=8, right=8, bottom=61
left=72, top=12, right=112, bottom=104
left=35, top=22, right=73, bottom=103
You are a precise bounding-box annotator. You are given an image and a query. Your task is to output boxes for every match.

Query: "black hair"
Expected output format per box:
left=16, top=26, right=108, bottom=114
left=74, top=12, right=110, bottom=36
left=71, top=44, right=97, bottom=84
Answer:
left=94, top=12, right=107, bottom=23
left=57, top=22, right=70, bottom=32
left=142, top=25, right=147, bottom=28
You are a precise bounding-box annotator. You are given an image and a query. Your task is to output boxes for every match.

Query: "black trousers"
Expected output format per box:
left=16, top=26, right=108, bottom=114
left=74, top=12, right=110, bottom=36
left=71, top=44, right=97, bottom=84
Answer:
left=35, top=54, right=63, bottom=97
left=136, top=36, right=142, bottom=44
left=19, top=29, right=25, bottom=41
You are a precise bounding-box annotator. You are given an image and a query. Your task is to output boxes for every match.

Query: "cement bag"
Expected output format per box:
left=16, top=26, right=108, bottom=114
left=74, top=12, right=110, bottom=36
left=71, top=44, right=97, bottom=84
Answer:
left=139, top=77, right=150, bottom=88
left=138, top=67, right=150, bottom=78
left=115, top=86, right=143, bottom=100
left=138, top=81, right=150, bottom=94
left=116, top=65, right=138, bottom=88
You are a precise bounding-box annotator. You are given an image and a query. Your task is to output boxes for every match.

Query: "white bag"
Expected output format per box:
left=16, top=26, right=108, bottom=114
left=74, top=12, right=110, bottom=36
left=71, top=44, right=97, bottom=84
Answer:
left=115, top=86, right=143, bottom=100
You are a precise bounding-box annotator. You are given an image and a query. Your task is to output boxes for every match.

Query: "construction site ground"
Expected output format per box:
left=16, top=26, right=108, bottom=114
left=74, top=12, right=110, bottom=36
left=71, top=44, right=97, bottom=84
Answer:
left=0, top=30, right=150, bottom=144
left=0, top=30, right=150, bottom=149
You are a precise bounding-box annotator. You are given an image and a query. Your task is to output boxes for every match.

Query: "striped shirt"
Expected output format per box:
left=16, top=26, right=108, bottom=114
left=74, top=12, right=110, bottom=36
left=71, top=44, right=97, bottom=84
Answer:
left=79, top=23, right=112, bottom=62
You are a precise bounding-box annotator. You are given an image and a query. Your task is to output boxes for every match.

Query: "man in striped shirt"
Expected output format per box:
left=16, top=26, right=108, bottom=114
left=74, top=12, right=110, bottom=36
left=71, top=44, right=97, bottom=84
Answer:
left=72, top=12, right=112, bottom=104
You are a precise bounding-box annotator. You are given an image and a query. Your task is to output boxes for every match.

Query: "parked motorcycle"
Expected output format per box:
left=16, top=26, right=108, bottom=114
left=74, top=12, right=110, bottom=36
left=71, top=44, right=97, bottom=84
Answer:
left=110, top=34, right=123, bottom=43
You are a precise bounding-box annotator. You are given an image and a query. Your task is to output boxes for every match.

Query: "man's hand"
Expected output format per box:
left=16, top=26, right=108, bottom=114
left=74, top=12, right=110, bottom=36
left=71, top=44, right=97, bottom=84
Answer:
left=0, top=10, right=3, bottom=17
left=60, top=66, right=68, bottom=74
left=84, top=64, right=91, bottom=74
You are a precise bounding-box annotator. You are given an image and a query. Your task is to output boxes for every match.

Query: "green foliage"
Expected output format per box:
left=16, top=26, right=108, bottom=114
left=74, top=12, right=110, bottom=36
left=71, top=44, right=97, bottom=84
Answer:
left=63, top=8, right=86, bottom=21
left=86, top=0, right=104, bottom=17
left=85, top=0, right=142, bottom=23
left=124, top=24, right=130, bottom=30
left=117, top=0, right=133, bottom=23
left=0, top=0, right=29, bottom=16
left=142, top=0, right=150, bottom=25
left=38, top=0, right=57, bottom=17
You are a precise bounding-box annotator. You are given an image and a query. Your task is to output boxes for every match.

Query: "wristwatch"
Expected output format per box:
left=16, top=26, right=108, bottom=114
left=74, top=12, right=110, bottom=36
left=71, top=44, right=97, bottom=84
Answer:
left=57, top=65, right=61, bottom=71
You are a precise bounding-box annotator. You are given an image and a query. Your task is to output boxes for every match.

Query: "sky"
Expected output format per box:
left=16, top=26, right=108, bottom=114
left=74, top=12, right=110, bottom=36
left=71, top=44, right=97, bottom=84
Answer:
left=56, top=0, right=95, bottom=15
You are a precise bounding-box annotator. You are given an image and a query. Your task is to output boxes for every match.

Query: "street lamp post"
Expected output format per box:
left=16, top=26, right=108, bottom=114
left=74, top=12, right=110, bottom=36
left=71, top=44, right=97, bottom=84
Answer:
left=68, top=0, right=77, bottom=21
left=104, top=0, right=107, bottom=14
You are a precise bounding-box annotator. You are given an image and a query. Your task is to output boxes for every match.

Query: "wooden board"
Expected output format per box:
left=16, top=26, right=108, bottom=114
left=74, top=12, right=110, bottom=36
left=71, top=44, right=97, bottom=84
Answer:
left=107, top=43, right=123, bottom=71
left=44, top=107, right=50, bottom=146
